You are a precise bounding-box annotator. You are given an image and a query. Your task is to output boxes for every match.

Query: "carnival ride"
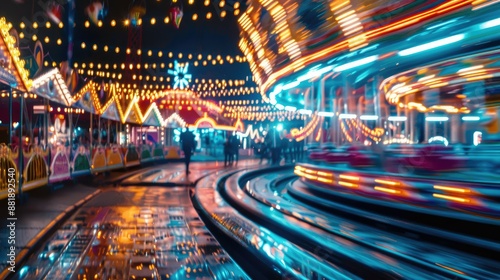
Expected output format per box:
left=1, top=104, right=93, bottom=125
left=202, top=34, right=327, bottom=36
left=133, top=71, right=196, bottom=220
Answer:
left=237, top=0, right=500, bottom=210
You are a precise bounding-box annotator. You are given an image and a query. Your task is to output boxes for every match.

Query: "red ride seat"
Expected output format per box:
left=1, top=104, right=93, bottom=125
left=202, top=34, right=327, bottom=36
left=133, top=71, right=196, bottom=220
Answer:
left=346, top=145, right=377, bottom=167
left=398, top=145, right=465, bottom=172
left=309, top=151, right=328, bottom=160
left=350, top=152, right=377, bottom=167
left=325, top=152, right=350, bottom=163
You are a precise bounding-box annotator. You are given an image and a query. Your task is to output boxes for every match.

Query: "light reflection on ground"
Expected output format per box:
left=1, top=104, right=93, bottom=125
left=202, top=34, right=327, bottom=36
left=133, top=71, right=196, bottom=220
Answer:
left=16, top=187, right=248, bottom=280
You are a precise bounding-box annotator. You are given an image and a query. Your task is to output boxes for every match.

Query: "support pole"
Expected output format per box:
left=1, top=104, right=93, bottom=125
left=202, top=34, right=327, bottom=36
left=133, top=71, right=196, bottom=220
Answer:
left=8, top=87, right=12, bottom=144
left=141, top=124, right=143, bottom=145
left=98, top=115, right=101, bottom=146
left=69, top=111, right=73, bottom=163
left=18, top=93, right=24, bottom=201
left=90, top=112, right=93, bottom=150
left=107, top=119, right=110, bottom=144
left=425, top=113, right=430, bottom=142
left=44, top=99, right=49, bottom=147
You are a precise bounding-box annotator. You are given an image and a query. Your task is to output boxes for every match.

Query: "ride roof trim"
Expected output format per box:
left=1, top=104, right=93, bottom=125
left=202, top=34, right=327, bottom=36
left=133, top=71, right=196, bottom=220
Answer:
left=0, top=17, right=32, bottom=91
left=29, top=74, right=240, bottom=129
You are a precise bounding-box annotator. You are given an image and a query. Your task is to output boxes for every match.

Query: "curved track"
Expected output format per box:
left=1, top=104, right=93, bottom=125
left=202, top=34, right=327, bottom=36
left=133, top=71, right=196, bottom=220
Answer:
left=212, top=165, right=500, bottom=279
left=11, top=162, right=500, bottom=280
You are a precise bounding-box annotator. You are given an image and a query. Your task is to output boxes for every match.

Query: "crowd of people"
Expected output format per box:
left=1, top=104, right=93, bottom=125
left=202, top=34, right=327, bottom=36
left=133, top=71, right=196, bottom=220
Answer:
left=254, top=135, right=304, bottom=165
left=223, top=135, right=241, bottom=166
left=180, top=127, right=305, bottom=175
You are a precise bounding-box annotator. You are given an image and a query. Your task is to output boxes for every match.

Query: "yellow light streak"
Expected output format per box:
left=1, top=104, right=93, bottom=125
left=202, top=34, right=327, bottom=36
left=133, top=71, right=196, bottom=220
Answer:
left=374, top=179, right=400, bottom=186
left=338, top=181, right=358, bottom=188
left=293, top=170, right=305, bottom=177
left=374, top=186, right=400, bottom=194
left=304, top=174, right=317, bottom=180
left=317, top=177, right=333, bottom=184
left=435, top=263, right=466, bottom=275
left=294, top=165, right=305, bottom=171
left=339, top=174, right=359, bottom=181
left=433, top=193, right=470, bottom=203
left=434, top=185, right=470, bottom=193
left=317, top=171, right=334, bottom=177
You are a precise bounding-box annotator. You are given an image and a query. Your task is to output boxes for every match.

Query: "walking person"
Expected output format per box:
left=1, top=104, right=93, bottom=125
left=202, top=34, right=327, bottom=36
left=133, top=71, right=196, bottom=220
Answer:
left=290, top=138, right=297, bottom=162
left=259, top=141, right=269, bottom=164
left=231, top=134, right=240, bottom=164
left=281, top=136, right=290, bottom=163
left=224, top=138, right=232, bottom=166
left=204, top=134, right=210, bottom=155
left=180, top=127, right=196, bottom=176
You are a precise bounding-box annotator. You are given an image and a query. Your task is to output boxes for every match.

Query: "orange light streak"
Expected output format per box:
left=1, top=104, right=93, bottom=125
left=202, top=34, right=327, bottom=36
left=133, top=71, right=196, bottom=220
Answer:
left=435, top=263, right=466, bottom=275
left=339, top=174, right=360, bottom=181
left=374, top=179, right=400, bottom=186
left=433, top=193, right=470, bottom=203
left=304, top=174, right=317, bottom=180
left=374, top=186, right=400, bottom=194
left=434, top=185, right=470, bottom=193
left=338, top=181, right=358, bottom=188
left=317, top=171, right=334, bottom=177
left=317, top=177, right=333, bottom=184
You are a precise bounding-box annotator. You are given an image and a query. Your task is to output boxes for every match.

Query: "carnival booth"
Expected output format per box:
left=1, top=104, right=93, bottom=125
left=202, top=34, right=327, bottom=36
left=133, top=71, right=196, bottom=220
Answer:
left=0, top=17, right=41, bottom=199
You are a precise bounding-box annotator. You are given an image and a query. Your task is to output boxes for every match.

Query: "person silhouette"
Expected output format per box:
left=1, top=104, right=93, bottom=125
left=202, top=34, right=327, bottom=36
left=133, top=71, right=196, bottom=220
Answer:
left=180, top=127, right=196, bottom=176
left=224, top=138, right=232, bottom=166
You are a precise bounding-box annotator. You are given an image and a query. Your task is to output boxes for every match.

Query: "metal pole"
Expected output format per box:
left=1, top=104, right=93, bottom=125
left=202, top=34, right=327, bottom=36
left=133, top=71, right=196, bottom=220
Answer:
left=107, top=119, right=110, bottom=144
left=44, top=99, right=49, bottom=147
left=45, top=99, right=51, bottom=171
left=98, top=115, right=101, bottom=145
left=8, top=87, right=12, bottom=144
left=90, top=112, right=93, bottom=149
left=18, top=93, right=24, bottom=201
left=69, top=111, right=73, bottom=163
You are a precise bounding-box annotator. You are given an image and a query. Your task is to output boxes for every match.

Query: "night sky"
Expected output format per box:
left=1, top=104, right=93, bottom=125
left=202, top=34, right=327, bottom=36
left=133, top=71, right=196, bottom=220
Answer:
left=3, top=0, right=253, bottom=84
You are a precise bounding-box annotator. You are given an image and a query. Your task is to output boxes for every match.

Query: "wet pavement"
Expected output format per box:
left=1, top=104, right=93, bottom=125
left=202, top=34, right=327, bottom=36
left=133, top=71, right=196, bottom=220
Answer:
left=0, top=185, right=100, bottom=274
left=2, top=160, right=261, bottom=279
left=121, top=161, right=233, bottom=186
left=14, top=186, right=249, bottom=280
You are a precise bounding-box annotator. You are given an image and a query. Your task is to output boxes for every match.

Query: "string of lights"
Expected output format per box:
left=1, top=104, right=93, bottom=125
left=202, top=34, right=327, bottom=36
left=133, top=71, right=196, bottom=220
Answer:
left=19, top=8, right=241, bottom=31
left=74, top=44, right=247, bottom=63
left=89, top=82, right=258, bottom=103
left=71, top=62, right=248, bottom=85
left=69, top=62, right=258, bottom=99
left=74, top=66, right=249, bottom=84
left=0, top=91, right=38, bottom=99
left=224, top=105, right=273, bottom=112
left=19, top=29, right=249, bottom=65
left=221, top=99, right=262, bottom=105
left=197, top=88, right=259, bottom=97
left=223, top=110, right=308, bottom=122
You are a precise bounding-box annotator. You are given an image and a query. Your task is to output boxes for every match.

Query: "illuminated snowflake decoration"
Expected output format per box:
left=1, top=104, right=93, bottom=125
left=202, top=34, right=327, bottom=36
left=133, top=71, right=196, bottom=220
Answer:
left=168, top=60, right=192, bottom=90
